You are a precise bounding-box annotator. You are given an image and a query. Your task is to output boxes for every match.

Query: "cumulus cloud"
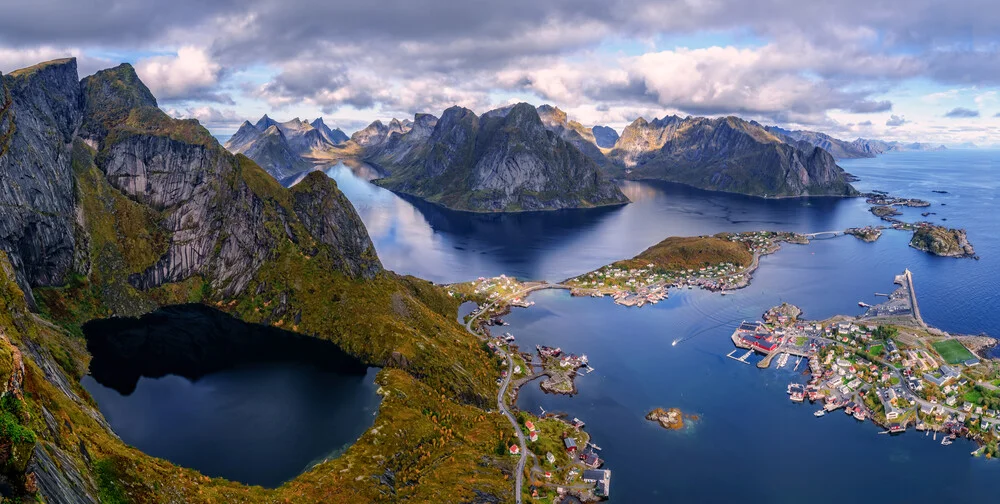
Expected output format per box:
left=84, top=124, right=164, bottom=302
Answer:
left=166, top=106, right=244, bottom=130
left=886, top=114, right=908, bottom=127
left=0, top=46, right=110, bottom=76
left=3, top=0, right=1000, bottom=142
left=944, top=107, right=980, bottom=118
left=135, top=47, right=231, bottom=103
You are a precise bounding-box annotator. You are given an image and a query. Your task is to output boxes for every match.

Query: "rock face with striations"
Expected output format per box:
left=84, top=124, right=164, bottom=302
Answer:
left=0, top=59, right=84, bottom=306
left=372, top=103, right=629, bottom=212
left=609, top=115, right=858, bottom=197
left=0, top=58, right=381, bottom=310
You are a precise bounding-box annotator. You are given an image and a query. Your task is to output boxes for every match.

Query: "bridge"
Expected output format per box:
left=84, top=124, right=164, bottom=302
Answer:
left=801, top=230, right=845, bottom=239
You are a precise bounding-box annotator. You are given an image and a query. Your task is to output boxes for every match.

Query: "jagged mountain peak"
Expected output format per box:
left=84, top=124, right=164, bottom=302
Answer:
left=80, top=62, right=158, bottom=142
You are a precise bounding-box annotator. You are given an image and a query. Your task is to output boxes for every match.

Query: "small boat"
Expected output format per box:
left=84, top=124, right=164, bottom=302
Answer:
left=941, top=437, right=953, bottom=446
left=814, top=410, right=826, bottom=417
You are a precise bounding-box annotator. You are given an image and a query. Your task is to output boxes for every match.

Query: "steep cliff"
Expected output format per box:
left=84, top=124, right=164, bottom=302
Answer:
left=0, top=57, right=512, bottom=504
left=0, top=59, right=83, bottom=307
left=609, top=115, right=858, bottom=197
left=373, top=103, right=629, bottom=212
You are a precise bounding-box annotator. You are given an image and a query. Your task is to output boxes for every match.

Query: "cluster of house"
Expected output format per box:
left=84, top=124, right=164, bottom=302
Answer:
left=525, top=420, right=539, bottom=442
left=574, top=260, right=744, bottom=295
left=469, top=274, right=521, bottom=300
left=735, top=321, right=780, bottom=353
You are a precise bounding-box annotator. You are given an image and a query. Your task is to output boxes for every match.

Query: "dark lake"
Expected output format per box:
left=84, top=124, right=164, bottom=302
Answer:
left=80, top=305, right=381, bottom=488
left=320, top=149, right=1000, bottom=501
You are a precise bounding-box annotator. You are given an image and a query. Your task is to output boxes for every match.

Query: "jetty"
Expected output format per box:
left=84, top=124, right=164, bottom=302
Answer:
left=726, top=348, right=753, bottom=364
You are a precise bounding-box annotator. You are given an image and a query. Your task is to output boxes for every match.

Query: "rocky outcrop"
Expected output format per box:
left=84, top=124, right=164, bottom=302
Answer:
left=291, top=172, right=382, bottom=279
left=0, top=59, right=83, bottom=305
left=373, top=103, right=629, bottom=212
left=0, top=58, right=383, bottom=306
left=609, top=115, right=858, bottom=197
left=591, top=125, right=619, bottom=148
left=909, top=225, right=976, bottom=258
left=535, top=104, right=611, bottom=169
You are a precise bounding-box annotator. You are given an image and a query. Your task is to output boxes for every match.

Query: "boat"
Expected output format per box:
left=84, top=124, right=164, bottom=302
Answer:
left=941, top=437, right=953, bottom=446
left=814, top=410, right=826, bottom=417
left=854, top=410, right=866, bottom=421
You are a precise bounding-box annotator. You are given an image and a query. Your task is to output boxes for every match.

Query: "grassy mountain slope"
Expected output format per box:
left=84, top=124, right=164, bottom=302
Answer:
left=0, top=59, right=516, bottom=503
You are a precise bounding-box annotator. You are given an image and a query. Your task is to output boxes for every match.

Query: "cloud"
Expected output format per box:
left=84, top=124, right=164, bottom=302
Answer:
left=135, top=47, right=231, bottom=103
left=0, top=46, right=110, bottom=76
left=944, top=107, right=980, bottom=118
left=166, top=106, right=243, bottom=130
left=886, top=114, right=908, bottom=127
left=847, top=100, right=893, bottom=113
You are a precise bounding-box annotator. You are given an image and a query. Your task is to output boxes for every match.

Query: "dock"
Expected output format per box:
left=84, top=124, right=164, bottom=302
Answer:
left=726, top=349, right=753, bottom=364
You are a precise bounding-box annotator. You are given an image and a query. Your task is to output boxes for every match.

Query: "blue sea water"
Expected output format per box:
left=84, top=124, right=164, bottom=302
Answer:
left=325, top=150, right=1000, bottom=502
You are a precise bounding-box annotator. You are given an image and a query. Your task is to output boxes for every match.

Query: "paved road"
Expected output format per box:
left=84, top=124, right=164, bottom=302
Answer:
left=464, top=287, right=537, bottom=504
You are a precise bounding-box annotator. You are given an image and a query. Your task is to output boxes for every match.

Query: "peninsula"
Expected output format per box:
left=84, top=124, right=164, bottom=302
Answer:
left=730, top=270, right=1000, bottom=454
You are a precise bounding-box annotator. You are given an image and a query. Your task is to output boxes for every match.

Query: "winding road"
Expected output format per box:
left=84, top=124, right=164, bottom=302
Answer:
left=464, top=288, right=536, bottom=504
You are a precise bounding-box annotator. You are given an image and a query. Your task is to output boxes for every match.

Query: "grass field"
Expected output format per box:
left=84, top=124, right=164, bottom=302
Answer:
left=932, top=339, right=976, bottom=365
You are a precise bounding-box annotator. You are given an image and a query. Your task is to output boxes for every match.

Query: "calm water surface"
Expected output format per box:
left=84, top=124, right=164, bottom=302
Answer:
left=324, top=150, right=1000, bottom=501
left=81, top=307, right=382, bottom=488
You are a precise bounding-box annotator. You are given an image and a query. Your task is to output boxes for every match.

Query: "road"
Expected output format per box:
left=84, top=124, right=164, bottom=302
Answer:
left=464, top=286, right=543, bottom=504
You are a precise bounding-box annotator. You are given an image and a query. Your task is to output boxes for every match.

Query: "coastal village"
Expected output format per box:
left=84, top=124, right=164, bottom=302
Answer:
left=565, top=230, right=808, bottom=307
left=729, top=269, right=1000, bottom=455
left=449, top=209, right=986, bottom=502
left=458, top=275, right=612, bottom=502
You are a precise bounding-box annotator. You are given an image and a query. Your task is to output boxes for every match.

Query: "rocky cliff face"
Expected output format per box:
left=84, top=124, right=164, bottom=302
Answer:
left=310, top=117, right=349, bottom=145
left=535, top=104, right=611, bottom=169
left=609, top=115, right=858, bottom=197
left=373, top=103, right=629, bottom=212
left=0, top=58, right=381, bottom=308
left=0, top=60, right=83, bottom=306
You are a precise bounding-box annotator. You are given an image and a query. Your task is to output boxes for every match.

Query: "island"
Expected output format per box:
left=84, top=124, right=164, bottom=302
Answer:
left=645, top=407, right=692, bottom=430
left=846, top=226, right=883, bottom=242
left=909, top=224, right=977, bottom=258
left=565, top=231, right=807, bottom=306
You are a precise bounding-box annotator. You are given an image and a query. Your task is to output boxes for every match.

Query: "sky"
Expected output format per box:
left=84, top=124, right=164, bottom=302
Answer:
left=0, top=0, right=998, bottom=145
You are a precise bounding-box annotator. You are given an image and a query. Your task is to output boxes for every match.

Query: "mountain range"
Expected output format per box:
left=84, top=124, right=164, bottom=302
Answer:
left=226, top=105, right=963, bottom=209
left=224, top=115, right=349, bottom=178
left=0, top=58, right=513, bottom=502
left=369, top=103, right=629, bottom=212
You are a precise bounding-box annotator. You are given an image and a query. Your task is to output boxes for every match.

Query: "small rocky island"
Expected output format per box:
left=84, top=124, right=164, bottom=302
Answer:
left=846, top=226, right=883, bottom=242
left=910, top=224, right=976, bottom=258
left=646, top=407, right=696, bottom=430
left=870, top=205, right=903, bottom=220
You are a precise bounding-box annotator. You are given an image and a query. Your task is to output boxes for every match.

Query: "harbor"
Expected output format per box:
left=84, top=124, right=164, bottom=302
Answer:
left=726, top=270, right=1000, bottom=455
